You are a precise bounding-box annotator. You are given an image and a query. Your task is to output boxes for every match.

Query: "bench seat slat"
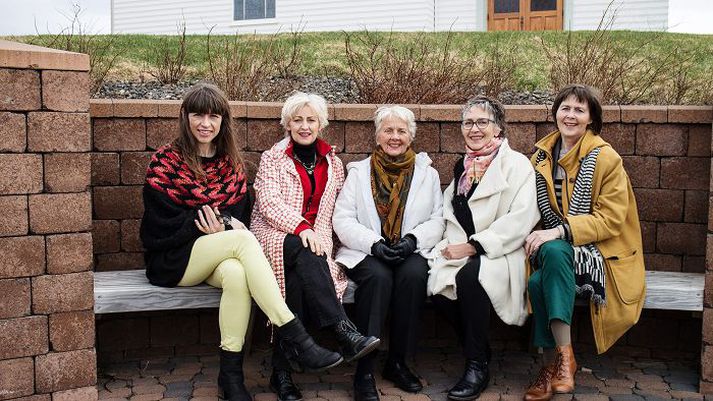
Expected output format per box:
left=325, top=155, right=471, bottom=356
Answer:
left=94, top=269, right=705, bottom=314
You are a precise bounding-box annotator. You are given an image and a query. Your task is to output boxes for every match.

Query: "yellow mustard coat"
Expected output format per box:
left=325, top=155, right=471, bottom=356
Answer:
left=532, top=130, right=646, bottom=354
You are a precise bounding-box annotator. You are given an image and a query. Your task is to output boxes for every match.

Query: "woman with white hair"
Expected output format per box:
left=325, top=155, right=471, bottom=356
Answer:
left=333, top=105, right=444, bottom=401
left=251, top=92, right=380, bottom=401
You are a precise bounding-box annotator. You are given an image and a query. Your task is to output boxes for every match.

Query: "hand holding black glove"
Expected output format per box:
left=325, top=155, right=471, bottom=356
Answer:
left=391, top=234, right=417, bottom=258
left=371, top=240, right=404, bottom=266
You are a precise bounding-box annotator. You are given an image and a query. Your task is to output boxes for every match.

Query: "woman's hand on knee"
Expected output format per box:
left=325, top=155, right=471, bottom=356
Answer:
left=298, top=228, right=323, bottom=255
left=524, top=228, right=560, bottom=257
left=441, top=243, right=475, bottom=260
left=195, top=205, right=226, bottom=234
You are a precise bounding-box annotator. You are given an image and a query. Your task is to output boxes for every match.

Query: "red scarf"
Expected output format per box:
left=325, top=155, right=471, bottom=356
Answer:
left=145, top=145, right=247, bottom=208
left=457, top=137, right=503, bottom=196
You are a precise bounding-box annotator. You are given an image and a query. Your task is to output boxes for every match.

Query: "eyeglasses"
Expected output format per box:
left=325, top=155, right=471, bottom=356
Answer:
left=461, top=118, right=495, bottom=130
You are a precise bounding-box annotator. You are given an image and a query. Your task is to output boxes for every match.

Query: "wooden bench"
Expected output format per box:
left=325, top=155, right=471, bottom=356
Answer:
left=94, top=270, right=704, bottom=314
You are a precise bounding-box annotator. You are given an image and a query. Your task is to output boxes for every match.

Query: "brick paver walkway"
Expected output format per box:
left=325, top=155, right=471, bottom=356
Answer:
left=97, top=342, right=707, bottom=401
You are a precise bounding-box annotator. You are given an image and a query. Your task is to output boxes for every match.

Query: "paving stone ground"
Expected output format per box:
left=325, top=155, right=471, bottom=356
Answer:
left=97, top=341, right=707, bottom=401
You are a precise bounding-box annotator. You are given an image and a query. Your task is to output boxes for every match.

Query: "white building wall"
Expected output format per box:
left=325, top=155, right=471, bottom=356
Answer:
left=434, top=0, right=482, bottom=31
left=112, top=0, right=434, bottom=34
left=567, top=0, right=668, bottom=31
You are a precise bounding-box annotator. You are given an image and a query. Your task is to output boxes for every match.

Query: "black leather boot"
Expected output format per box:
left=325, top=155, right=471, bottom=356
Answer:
left=333, top=319, right=380, bottom=362
left=382, top=358, right=422, bottom=393
left=276, top=317, right=343, bottom=372
left=270, top=369, right=303, bottom=401
left=218, top=349, right=252, bottom=401
left=447, top=360, right=490, bottom=401
left=353, top=373, right=380, bottom=401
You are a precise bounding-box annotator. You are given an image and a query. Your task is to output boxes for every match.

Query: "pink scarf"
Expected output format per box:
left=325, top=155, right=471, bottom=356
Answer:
left=457, top=137, right=503, bottom=196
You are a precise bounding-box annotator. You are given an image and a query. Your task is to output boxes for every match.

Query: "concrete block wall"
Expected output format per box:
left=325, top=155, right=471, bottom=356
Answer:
left=0, top=40, right=97, bottom=401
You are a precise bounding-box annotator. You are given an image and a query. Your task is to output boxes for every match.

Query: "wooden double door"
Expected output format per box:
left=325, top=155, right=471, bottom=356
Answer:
left=488, top=0, right=563, bottom=31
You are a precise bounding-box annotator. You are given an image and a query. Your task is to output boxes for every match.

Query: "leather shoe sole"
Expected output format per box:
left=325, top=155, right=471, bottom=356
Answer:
left=345, top=338, right=381, bottom=362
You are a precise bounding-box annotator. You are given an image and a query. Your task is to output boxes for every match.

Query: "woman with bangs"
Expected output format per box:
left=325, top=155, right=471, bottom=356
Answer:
left=140, top=83, right=342, bottom=401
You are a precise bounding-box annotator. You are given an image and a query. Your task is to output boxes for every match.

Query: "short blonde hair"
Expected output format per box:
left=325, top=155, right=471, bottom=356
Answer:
left=374, top=105, right=417, bottom=140
left=280, top=92, right=329, bottom=136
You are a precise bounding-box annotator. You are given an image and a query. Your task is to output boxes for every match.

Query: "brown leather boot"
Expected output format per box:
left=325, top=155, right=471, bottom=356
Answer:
left=524, top=365, right=554, bottom=401
left=551, top=344, right=577, bottom=393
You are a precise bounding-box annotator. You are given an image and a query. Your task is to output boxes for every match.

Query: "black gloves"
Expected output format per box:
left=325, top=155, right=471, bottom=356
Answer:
left=370, top=235, right=418, bottom=266
left=371, top=240, right=404, bottom=265
left=392, top=234, right=417, bottom=258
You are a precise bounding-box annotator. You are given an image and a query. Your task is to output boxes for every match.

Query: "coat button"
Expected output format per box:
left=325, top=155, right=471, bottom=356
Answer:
left=569, top=178, right=575, bottom=183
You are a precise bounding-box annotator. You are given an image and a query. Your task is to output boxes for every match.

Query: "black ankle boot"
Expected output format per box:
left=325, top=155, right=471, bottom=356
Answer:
left=382, top=358, right=422, bottom=393
left=276, top=317, right=343, bottom=372
left=333, top=320, right=380, bottom=362
left=447, top=360, right=489, bottom=401
left=270, top=369, right=303, bottom=401
left=218, top=349, right=252, bottom=401
left=353, top=373, right=380, bottom=401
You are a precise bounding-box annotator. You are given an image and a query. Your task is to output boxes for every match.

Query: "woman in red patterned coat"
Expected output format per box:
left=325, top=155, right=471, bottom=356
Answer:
left=140, top=83, right=342, bottom=401
left=251, top=92, right=380, bottom=401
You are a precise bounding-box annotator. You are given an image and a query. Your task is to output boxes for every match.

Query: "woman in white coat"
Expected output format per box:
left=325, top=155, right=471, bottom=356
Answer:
left=333, top=105, right=444, bottom=401
left=427, top=96, right=540, bottom=401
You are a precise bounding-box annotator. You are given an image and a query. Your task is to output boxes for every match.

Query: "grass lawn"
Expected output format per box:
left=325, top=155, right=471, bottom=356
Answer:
left=6, top=30, right=713, bottom=103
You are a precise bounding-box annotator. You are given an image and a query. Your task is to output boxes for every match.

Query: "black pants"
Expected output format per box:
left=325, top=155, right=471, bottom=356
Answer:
left=431, top=256, right=491, bottom=363
left=273, top=234, right=347, bottom=371
left=345, top=253, right=429, bottom=372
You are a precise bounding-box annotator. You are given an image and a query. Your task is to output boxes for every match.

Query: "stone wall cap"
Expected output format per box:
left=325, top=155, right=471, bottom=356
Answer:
left=0, top=40, right=89, bottom=71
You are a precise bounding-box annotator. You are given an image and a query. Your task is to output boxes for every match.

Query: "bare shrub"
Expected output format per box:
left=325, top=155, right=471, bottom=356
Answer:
left=344, top=30, right=484, bottom=104
left=479, top=37, right=519, bottom=98
left=206, top=27, right=303, bottom=101
left=541, top=1, right=702, bottom=104
left=148, top=22, right=188, bottom=85
left=29, top=4, right=119, bottom=94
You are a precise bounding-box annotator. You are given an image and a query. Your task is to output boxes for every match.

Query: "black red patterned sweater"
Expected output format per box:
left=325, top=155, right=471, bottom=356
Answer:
left=140, top=145, right=251, bottom=287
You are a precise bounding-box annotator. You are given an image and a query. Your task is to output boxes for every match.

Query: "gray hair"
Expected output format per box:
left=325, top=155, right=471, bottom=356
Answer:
left=280, top=91, right=329, bottom=135
left=374, top=105, right=417, bottom=140
left=461, top=95, right=507, bottom=138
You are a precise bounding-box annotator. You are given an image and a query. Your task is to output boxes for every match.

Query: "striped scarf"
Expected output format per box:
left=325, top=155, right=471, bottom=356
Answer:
left=534, top=147, right=606, bottom=305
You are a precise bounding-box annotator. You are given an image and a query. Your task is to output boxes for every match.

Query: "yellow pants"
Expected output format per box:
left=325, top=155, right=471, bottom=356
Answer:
left=178, top=229, right=294, bottom=351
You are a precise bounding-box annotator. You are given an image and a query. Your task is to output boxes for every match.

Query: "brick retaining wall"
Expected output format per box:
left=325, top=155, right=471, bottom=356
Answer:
left=0, top=40, right=97, bottom=401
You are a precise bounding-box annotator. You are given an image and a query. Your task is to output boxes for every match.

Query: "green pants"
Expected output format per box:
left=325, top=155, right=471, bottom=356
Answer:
left=179, top=229, right=294, bottom=352
left=528, top=239, right=575, bottom=348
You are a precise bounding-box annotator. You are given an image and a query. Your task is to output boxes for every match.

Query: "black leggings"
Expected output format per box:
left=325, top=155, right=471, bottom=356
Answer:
left=431, top=256, right=492, bottom=362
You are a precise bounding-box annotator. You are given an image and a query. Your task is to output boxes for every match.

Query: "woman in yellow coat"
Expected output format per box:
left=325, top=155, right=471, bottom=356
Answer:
left=523, top=84, right=645, bottom=401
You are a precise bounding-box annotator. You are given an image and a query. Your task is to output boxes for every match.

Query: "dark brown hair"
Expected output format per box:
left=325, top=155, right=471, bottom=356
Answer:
left=551, top=84, right=603, bottom=134
left=174, top=83, right=243, bottom=179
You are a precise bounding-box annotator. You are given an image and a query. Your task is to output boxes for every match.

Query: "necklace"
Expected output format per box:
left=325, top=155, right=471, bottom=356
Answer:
left=296, top=158, right=316, bottom=175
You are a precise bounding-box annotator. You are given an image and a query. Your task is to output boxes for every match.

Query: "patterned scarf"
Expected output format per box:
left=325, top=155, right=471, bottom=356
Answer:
left=370, top=146, right=416, bottom=244
left=534, top=145, right=606, bottom=305
left=145, top=145, right=248, bottom=208
left=457, top=137, right=503, bottom=196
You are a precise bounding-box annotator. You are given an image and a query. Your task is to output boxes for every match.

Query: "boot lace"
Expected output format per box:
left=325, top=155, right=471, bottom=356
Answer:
left=530, top=365, right=553, bottom=391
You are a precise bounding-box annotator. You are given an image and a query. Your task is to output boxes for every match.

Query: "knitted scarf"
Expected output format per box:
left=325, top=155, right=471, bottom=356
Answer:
left=145, top=145, right=248, bottom=209
left=457, top=137, right=503, bottom=196
left=370, top=146, right=416, bottom=244
left=534, top=146, right=607, bottom=305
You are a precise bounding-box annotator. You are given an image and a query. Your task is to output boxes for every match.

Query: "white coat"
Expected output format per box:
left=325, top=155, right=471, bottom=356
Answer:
left=426, top=139, right=540, bottom=326
left=333, top=152, right=445, bottom=269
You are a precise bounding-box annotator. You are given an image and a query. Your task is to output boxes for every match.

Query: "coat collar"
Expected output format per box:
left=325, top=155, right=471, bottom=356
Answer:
left=535, top=130, right=608, bottom=168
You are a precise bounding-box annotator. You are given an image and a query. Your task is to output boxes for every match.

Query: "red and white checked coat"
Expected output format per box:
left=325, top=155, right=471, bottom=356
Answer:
left=250, top=137, right=348, bottom=299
